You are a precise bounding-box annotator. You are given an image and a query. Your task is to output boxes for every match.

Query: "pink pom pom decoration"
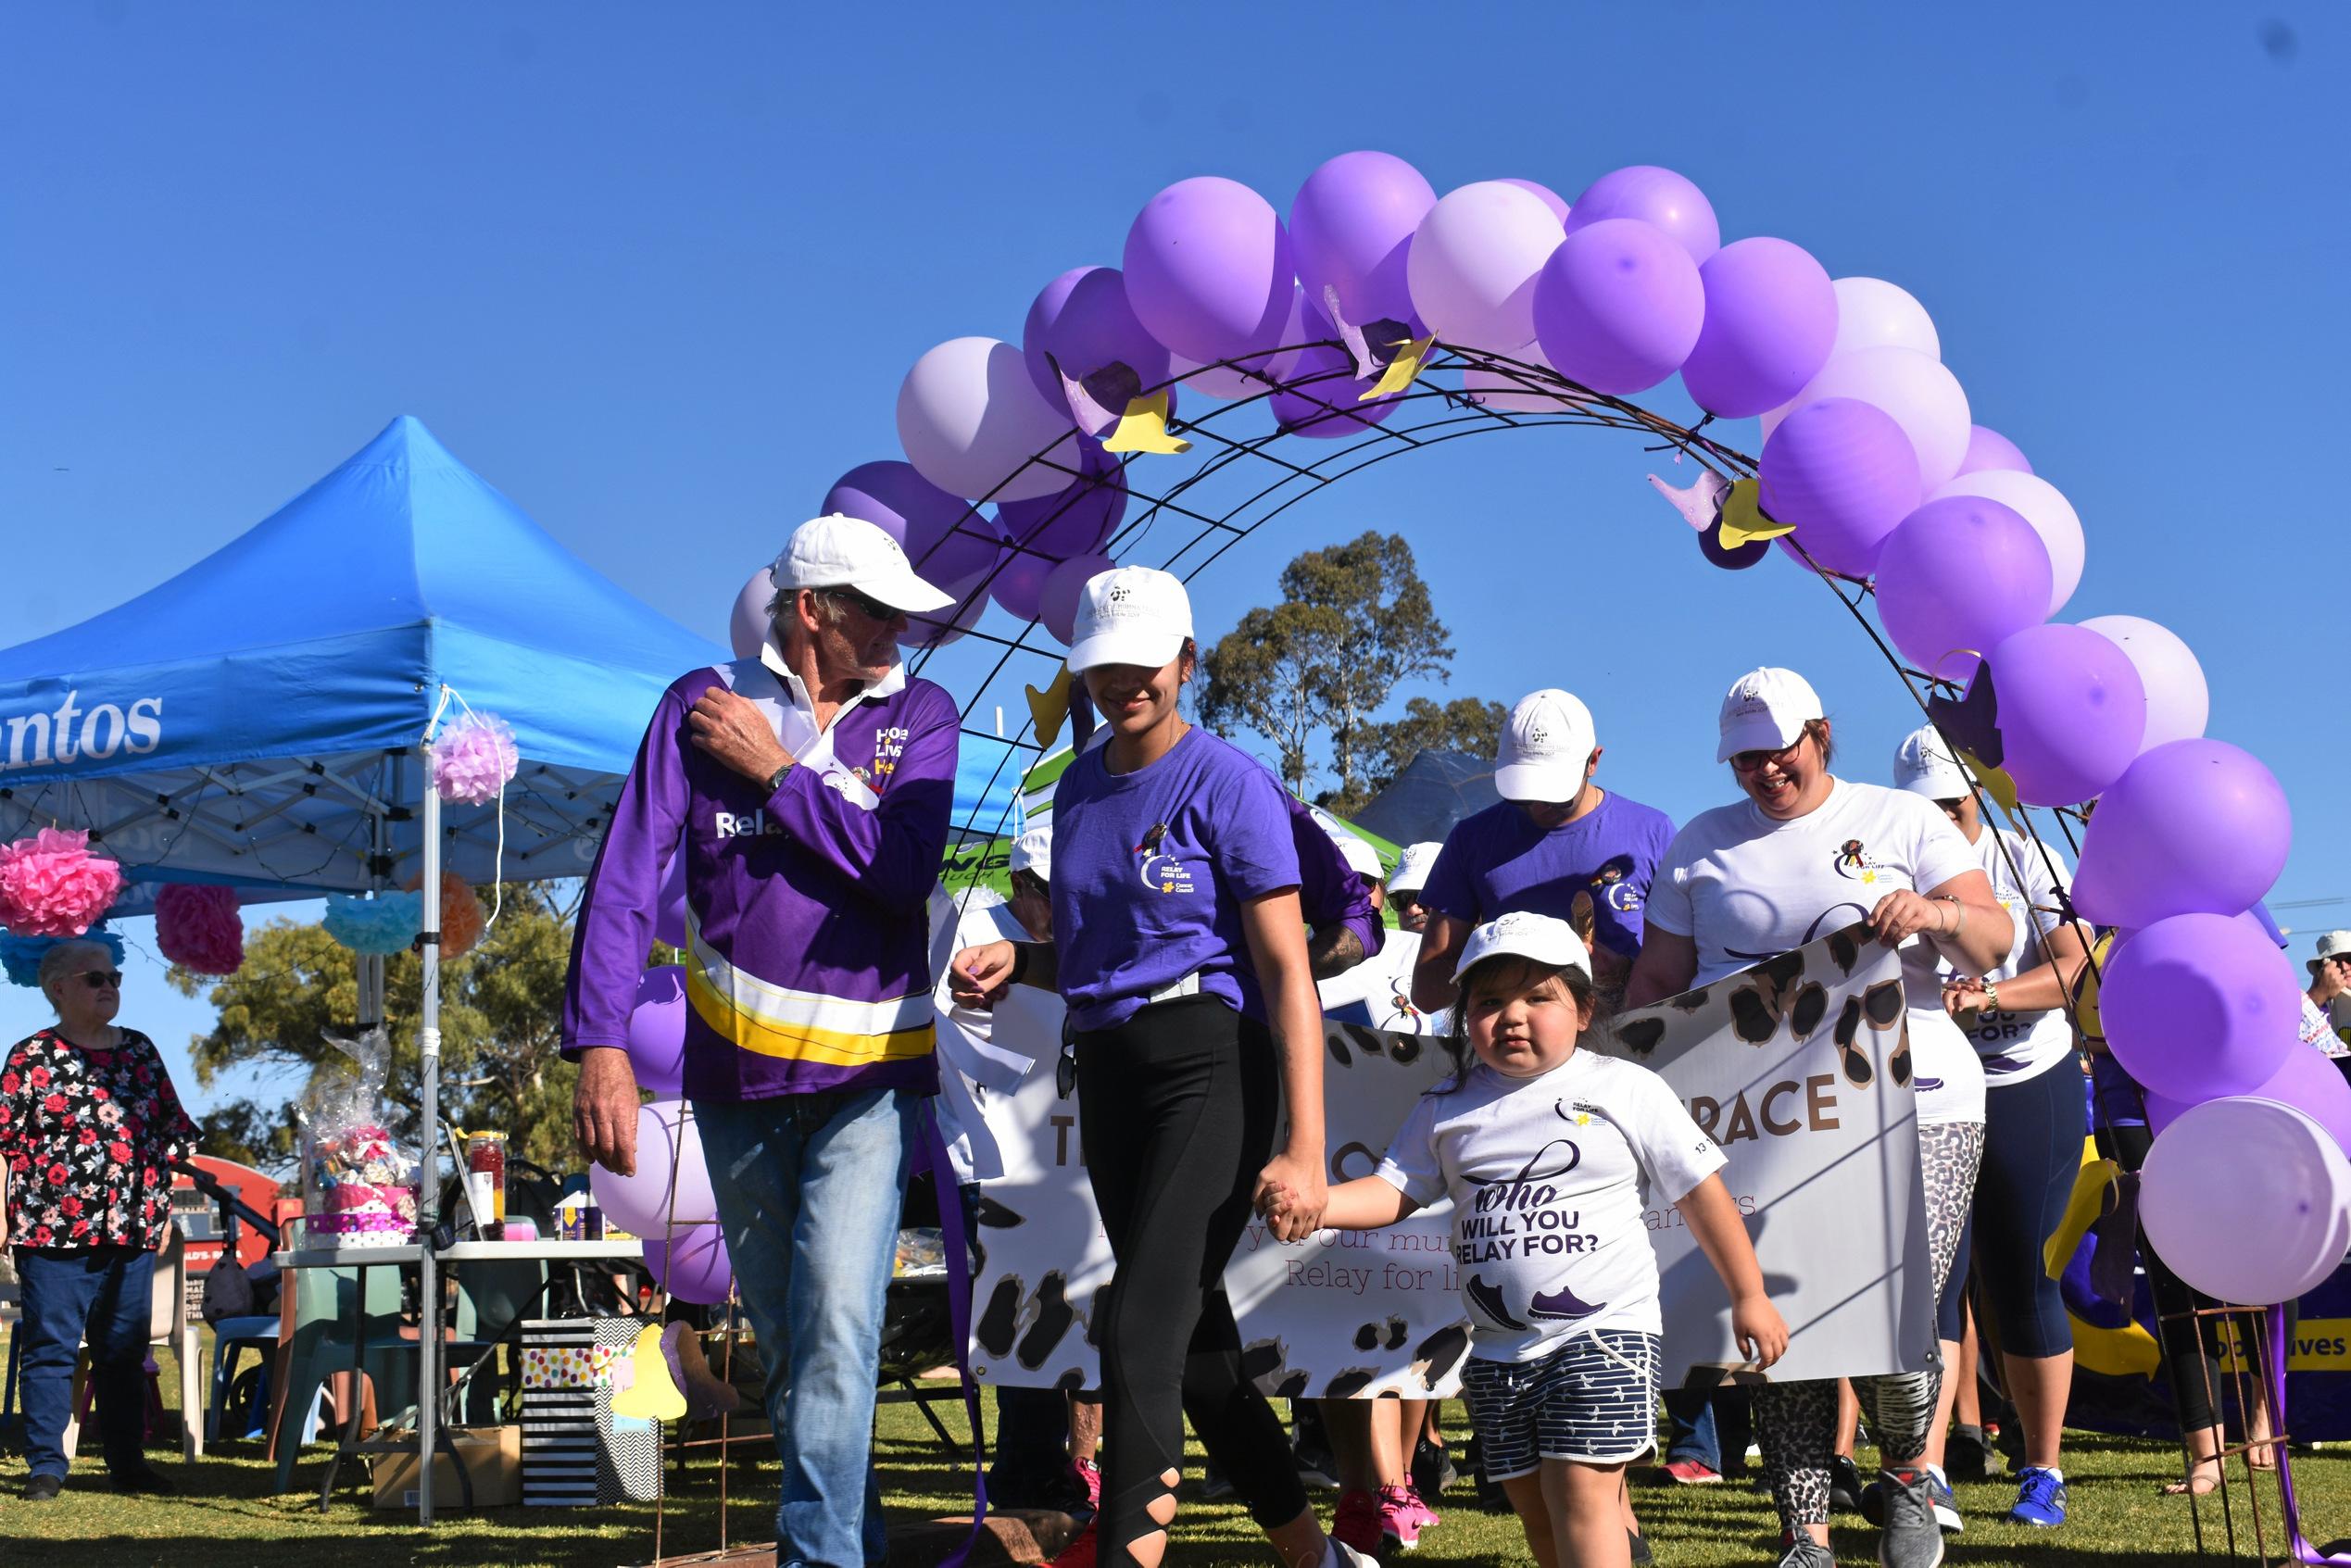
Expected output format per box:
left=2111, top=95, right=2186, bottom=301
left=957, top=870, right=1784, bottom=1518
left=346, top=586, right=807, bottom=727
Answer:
left=430, top=711, right=519, bottom=806
left=155, top=883, right=245, bottom=975
left=0, top=828, right=124, bottom=938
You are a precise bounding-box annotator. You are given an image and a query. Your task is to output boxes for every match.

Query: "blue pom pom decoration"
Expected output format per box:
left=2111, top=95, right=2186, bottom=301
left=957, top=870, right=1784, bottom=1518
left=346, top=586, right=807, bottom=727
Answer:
left=1, top=922, right=128, bottom=988
left=322, top=892, right=424, bottom=956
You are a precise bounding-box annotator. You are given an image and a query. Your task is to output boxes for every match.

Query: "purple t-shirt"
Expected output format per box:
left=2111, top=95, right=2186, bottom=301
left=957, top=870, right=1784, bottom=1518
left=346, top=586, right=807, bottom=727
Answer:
left=1419, top=791, right=1675, bottom=960
left=1052, top=727, right=1303, bottom=1031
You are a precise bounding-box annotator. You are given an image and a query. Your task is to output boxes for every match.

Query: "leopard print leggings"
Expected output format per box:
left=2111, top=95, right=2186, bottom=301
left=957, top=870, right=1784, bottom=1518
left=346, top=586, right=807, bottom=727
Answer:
left=1753, top=1120, right=1985, bottom=1532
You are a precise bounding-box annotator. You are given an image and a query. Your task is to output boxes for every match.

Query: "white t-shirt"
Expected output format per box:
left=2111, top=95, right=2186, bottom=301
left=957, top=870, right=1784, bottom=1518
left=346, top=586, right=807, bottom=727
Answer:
left=1954, top=828, right=2079, bottom=1086
left=1376, top=1048, right=1726, bottom=1361
left=1316, top=927, right=1452, bottom=1037
left=926, top=887, right=1063, bottom=1185
left=1647, top=779, right=1986, bottom=1127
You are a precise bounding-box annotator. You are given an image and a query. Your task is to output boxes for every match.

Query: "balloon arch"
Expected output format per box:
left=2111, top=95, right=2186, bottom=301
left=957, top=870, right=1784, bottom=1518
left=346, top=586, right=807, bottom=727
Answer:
left=702, top=153, right=2329, bottom=1323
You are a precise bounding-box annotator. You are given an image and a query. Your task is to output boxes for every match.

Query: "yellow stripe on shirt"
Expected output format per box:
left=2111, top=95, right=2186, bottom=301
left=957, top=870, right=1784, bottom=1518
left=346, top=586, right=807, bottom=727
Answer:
left=685, top=953, right=935, bottom=1069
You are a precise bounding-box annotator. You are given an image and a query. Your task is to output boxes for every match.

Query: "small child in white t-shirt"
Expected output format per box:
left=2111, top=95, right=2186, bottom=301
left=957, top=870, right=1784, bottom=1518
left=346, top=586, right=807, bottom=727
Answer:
left=1292, top=912, right=1787, bottom=1568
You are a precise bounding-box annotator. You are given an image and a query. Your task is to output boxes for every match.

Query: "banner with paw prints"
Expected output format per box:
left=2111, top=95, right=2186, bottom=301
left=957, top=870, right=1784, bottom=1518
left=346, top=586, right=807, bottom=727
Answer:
left=967, top=922, right=1932, bottom=1396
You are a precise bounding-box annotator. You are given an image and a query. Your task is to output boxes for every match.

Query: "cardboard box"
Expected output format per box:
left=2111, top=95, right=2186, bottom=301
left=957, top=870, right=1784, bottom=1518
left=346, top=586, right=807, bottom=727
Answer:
left=371, top=1424, right=522, bottom=1510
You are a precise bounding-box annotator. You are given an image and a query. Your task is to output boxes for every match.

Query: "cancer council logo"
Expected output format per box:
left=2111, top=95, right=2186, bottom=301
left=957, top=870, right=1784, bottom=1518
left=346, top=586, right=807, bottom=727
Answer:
left=1, top=691, right=165, bottom=772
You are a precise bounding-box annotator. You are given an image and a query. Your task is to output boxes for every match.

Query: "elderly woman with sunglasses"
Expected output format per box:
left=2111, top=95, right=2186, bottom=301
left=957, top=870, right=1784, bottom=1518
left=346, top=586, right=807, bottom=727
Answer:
left=0, top=938, right=195, bottom=1500
left=1625, top=670, right=2011, bottom=1568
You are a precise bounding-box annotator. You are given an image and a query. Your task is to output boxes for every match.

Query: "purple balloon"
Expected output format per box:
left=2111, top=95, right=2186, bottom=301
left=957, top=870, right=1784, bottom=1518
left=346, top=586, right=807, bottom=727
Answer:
left=1681, top=238, right=1839, bottom=419
left=1123, top=176, right=1295, bottom=366
left=1498, top=178, right=1570, bottom=228
left=1039, top=552, right=1116, bottom=646
left=990, top=548, right=1054, bottom=623
left=1532, top=219, right=1705, bottom=395
left=1562, top=165, right=1720, bottom=264
left=2072, top=739, right=2293, bottom=928
left=1271, top=342, right=1401, bottom=439
left=994, top=442, right=1127, bottom=560
left=1955, top=424, right=2033, bottom=478
left=1872, top=495, right=2053, bottom=681
left=644, top=1227, right=734, bottom=1306
left=2104, top=911, right=2303, bottom=1102
left=823, top=460, right=996, bottom=590
left=1758, top=398, right=1922, bottom=576
left=626, top=964, right=687, bottom=1097
left=900, top=586, right=988, bottom=651
left=1698, top=525, right=1769, bottom=571
left=1022, top=268, right=1171, bottom=434
left=1289, top=150, right=1435, bottom=338
left=2148, top=1043, right=2351, bottom=1156
left=1979, top=623, right=2147, bottom=808
left=653, top=848, right=687, bottom=949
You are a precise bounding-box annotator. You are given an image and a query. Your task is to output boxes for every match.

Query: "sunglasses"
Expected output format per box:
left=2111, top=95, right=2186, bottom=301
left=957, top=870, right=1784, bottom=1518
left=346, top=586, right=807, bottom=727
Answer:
left=823, top=586, right=901, bottom=623
left=1730, top=738, right=1804, bottom=772
left=78, top=970, right=123, bottom=990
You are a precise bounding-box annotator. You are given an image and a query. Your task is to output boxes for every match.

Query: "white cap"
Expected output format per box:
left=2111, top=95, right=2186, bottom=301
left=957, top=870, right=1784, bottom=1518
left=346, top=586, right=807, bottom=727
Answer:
left=1494, top=689, right=1598, bottom=803
left=1067, top=566, right=1193, bottom=672
left=1330, top=830, right=1384, bottom=884
left=2318, top=932, right=2351, bottom=963
left=1389, top=841, right=1442, bottom=896
left=1451, top=910, right=1593, bottom=983
left=1892, top=724, right=1970, bottom=799
left=1010, top=824, right=1052, bottom=884
left=772, top=513, right=954, bottom=614
left=1716, top=667, right=1824, bottom=763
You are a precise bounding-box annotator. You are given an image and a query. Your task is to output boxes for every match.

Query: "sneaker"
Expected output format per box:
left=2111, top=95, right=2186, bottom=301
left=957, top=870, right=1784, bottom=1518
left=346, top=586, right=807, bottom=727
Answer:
left=1927, top=1467, right=1963, bottom=1533
left=1778, top=1532, right=1836, bottom=1568
left=1399, top=1482, right=1441, bottom=1530
left=1377, top=1483, right=1424, bottom=1550
left=1876, top=1467, right=1945, bottom=1568
left=1295, top=1443, right=1342, bottom=1492
left=1662, top=1457, right=1725, bottom=1485
left=1332, top=1488, right=1384, bottom=1553
left=1048, top=1520, right=1096, bottom=1568
left=1065, top=1456, right=1101, bottom=1513
left=22, top=1473, right=63, bottom=1501
left=1945, top=1423, right=1994, bottom=1481
left=1829, top=1453, right=1868, bottom=1512
left=2007, top=1466, right=2068, bottom=1527
left=1411, top=1436, right=1458, bottom=1499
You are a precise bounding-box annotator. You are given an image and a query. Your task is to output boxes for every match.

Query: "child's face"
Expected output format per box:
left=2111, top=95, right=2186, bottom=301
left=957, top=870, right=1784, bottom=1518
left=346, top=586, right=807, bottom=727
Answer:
left=1465, top=967, right=1591, bottom=1078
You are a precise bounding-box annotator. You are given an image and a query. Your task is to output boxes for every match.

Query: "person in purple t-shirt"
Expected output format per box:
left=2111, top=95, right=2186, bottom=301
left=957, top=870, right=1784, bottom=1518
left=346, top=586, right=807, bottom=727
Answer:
left=953, top=567, right=1373, bottom=1568
left=1410, top=688, right=1674, bottom=1013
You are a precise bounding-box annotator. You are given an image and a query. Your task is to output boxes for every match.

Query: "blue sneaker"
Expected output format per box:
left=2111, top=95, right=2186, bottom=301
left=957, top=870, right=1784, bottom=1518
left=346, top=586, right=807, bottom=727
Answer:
left=2007, top=1466, right=2068, bottom=1527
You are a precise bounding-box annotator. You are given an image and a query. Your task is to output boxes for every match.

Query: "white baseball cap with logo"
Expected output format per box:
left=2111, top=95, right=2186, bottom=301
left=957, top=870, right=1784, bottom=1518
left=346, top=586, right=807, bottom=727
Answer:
left=1067, top=566, right=1193, bottom=673
left=772, top=513, right=954, bottom=614
left=1389, top=841, right=1443, bottom=897
left=1892, top=723, right=1970, bottom=799
left=1331, top=829, right=1385, bottom=884
left=1011, top=823, right=1053, bottom=884
left=1494, top=689, right=1598, bottom=803
left=1452, top=909, right=1593, bottom=982
left=1716, top=667, right=1825, bottom=763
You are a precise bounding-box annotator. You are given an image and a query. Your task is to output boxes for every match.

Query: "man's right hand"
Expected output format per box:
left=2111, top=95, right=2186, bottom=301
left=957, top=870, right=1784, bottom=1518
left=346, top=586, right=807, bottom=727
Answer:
left=949, top=941, right=1018, bottom=1010
left=575, top=1047, right=641, bottom=1175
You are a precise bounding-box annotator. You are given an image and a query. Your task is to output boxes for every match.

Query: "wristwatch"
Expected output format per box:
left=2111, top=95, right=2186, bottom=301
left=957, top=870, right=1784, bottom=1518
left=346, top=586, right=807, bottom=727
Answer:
left=763, top=759, right=794, bottom=794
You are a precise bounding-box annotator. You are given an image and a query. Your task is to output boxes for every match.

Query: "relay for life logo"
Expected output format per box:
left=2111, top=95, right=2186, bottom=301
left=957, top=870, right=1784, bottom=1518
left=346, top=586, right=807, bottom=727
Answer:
left=0, top=691, right=165, bottom=772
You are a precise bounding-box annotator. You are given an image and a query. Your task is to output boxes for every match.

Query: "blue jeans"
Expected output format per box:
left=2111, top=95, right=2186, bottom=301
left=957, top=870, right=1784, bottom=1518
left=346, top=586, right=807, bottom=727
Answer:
left=1664, top=1385, right=1752, bottom=1473
left=13, top=1246, right=156, bottom=1479
left=695, top=1087, right=915, bottom=1568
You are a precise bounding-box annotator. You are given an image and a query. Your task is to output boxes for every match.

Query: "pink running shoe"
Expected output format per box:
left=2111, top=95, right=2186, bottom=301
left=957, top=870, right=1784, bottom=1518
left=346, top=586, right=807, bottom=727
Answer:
left=1377, top=1484, right=1425, bottom=1550
left=1397, top=1482, right=1440, bottom=1531
left=1065, top=1456, right=1101, bottom=1512
left=1331, top=1488, right=1384, bottom=1552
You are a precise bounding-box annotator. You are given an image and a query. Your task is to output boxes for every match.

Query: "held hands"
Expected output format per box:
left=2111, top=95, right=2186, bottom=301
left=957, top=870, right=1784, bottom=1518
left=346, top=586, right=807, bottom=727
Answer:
left=1732, top=1292, right=1791, bottom=1370
left=574, top=1047, right=641, bottom=1177
left=688, top=686, right=795, bottom=784
left=1253, top=1148, right=1328, bottom=1242
left=949, top=941, right=1018, bottom=1010
left=1867, top=888, right=1954, bottom=949
left=1942, top=976, right=1990, bottom=1019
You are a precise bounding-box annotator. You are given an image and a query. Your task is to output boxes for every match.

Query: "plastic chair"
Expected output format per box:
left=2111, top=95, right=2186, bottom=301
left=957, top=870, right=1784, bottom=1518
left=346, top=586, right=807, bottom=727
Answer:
left=207, top=1313, right=283, bottom=1442
left=450, top=1256, right=548, bottom=1425
left=4, top=1228, right=202, bottom=1462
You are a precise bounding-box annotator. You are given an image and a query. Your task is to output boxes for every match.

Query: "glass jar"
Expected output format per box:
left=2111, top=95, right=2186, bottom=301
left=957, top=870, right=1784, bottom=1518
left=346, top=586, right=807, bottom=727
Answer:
left=464, top=1130, right=508, bottom=1236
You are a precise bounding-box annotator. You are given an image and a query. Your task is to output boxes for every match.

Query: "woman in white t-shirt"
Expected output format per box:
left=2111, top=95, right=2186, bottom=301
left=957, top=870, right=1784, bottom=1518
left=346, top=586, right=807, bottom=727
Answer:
left=1625, top=670, right=2013, bottom=1568
left=1896, top=726, right=2091, bottom=1528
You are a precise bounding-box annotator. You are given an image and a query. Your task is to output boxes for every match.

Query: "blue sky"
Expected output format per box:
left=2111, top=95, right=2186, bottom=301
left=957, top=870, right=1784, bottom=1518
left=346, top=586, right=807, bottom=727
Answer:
left=3, top=4, right=2342, bottom=1114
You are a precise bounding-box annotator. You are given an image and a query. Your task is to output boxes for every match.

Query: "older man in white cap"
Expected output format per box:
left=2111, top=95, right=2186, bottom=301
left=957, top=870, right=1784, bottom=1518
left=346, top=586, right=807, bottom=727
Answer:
left=563, top=512, right=962, bottom=1564
left=1387, top=842, right=1442, bottom=934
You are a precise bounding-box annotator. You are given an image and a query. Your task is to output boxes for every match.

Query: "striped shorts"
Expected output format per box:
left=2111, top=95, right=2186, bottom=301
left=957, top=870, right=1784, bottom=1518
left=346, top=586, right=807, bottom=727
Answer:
left=1460, top=1329, right=1662, bottom=1478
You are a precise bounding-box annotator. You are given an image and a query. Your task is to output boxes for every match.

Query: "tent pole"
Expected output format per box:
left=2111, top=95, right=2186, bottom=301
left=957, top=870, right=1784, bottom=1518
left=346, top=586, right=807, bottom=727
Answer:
left=414, top=744, right=442, bottom=1524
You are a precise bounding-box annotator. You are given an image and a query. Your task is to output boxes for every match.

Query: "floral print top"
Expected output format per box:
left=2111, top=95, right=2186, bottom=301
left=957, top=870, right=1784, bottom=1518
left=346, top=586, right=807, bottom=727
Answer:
left=0, top=1028, right=197, bottom=1250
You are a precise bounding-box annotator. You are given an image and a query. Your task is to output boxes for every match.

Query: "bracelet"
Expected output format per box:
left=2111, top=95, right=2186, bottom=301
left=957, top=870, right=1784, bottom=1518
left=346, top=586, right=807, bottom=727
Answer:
left=1008, top=944, right=1031, bottom=985
left=1981, top=980, right=2001, bottom=1013
left=1936, top=894, right=1965, bottom=938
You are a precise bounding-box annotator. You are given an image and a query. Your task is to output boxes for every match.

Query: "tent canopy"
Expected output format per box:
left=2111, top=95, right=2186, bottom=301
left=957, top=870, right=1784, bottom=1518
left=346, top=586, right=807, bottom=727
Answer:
left=0, top=416, right=726, bottom=893
left=1350, top=747, right=1501, bottom=849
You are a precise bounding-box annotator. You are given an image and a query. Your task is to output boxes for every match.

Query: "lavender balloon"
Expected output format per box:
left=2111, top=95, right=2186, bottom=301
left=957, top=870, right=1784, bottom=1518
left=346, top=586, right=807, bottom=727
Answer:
left=895, top=336, right=1082, bottom=503
left=2104, top=911, right=2302, bottom=1101
left=995, top=443, right=1127, bottom=559
left=1271, top=342, right=1400, bottom=439
left=1759, top=399, right=1922, bottom=576
left=2147, top=1042, right=2351, bottom=1157
left=1563, top=165, right=1720, bottom=264
left=1407, top=181, right=1565, bottom=349
left=1039, top=552, right=1117, bottom=646
left=726, top=566, right=773, bottom=661
left=1956, top=424, right=2033, bottom=477
left=989, top=548, right=1054, bottom=623
left=2071, top=739, right=2293, bottom=927
left=1289, top=151, right=1435, bottom=338
left=1681, top=238, right=1839, bottom=418
left=1872, top=495, right=2053, bottom=681
left=2081, top=614, right=2209, bottom=752
left=900, top=586, right=988, bottom=651
left=1498, top=177, right=1570, bottom=228
left=1123, top=176, right=1295, bottom=366
left=824, top=459, right=998, bottom=587
left=1766, top=347, right=1972, bottom=491
left=625, top=964, right=687, bottom=1098
left=1532, top=219, right=1704, bottom=395
left=1829, top=277, right=1941, bottom=361
left=1979, top=623, right=2146, bottom=807
left=1022, top=267, right=1171, bottom=434
left=1930, top=470, right=2083, bottom=617
left=2140, top=1098, right=2351, bottom=1308
left=645, top=1227, right=734, bottom=1306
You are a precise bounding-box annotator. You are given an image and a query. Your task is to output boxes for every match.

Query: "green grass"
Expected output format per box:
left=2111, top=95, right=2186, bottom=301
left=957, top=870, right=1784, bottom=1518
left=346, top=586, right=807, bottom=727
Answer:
left=4, top=1332, right=2345, bottom=1568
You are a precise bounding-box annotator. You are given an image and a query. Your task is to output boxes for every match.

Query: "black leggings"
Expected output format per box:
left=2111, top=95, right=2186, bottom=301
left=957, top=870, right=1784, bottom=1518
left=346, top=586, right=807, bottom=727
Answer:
left=1077, top=996, right=1307, bottom=1559
left=1970, top=1061, right=2088, bottom=1358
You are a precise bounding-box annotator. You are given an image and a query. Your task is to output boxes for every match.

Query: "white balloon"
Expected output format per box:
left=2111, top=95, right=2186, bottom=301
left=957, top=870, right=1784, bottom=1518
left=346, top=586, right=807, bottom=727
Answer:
left=1406, top=182, right=1564, bottom=351
left=1829, top=277, right=1941, bottom=361
left=2142, top=1097, right=2351, bottom=1307
left=2080, top=614, right=2210, bottom=751
left=727, top=567, right=773, bottom=660
left=895, top=336, right=1082, bottom=504
left=1763, top=346, right=1971, bottom=492
left=1930, top=469, right=2084, bottom=617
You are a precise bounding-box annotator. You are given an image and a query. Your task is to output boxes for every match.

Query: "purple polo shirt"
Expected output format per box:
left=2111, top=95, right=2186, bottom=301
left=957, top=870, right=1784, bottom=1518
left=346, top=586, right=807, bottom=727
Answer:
left=1420, top=791, right=1675, bottom=960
